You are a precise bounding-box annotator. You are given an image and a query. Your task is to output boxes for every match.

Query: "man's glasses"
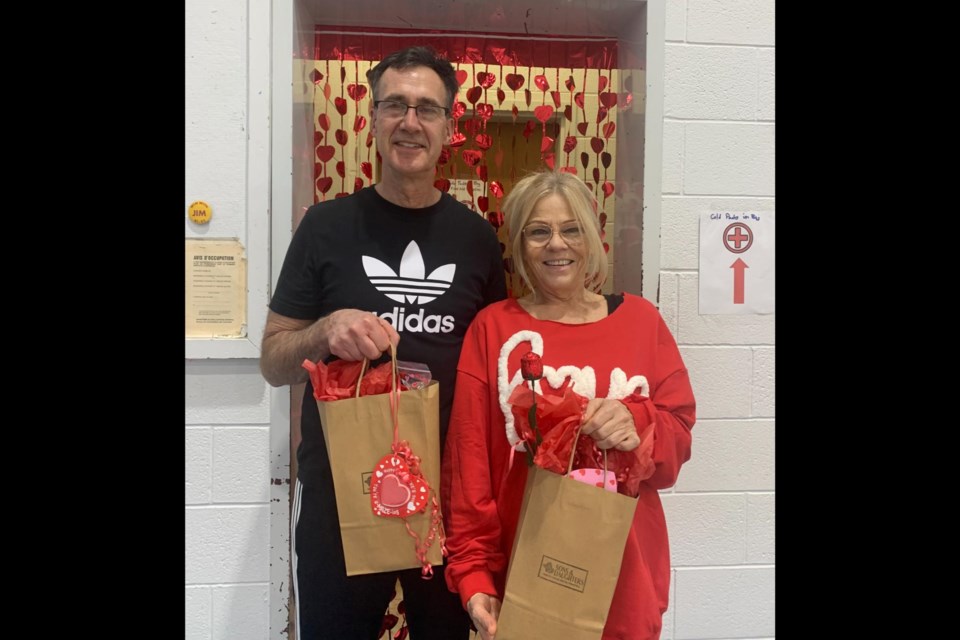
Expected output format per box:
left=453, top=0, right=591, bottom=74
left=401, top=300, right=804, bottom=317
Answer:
left=522, top=223, right=584, bottom=247
left=374, top=100, right=450, bottom=122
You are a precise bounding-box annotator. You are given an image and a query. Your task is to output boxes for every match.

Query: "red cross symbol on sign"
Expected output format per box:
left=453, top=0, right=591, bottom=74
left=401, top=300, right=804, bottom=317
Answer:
left=722, top=222, right=753, bottom=254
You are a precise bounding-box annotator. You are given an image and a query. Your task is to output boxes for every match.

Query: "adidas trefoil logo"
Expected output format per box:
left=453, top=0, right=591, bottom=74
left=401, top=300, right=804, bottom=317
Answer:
left=363, top=241, right=456, bottom=304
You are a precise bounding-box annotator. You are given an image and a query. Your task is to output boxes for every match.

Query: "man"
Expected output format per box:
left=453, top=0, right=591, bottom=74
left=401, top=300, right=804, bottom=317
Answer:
left=261, top=46, right=507, bottom=640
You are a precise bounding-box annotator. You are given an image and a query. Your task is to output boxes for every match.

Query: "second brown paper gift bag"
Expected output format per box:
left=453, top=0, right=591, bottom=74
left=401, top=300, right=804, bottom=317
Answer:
left=313, top=349, right=444, bottom=577
left=496, top=452, right=638, bottom=639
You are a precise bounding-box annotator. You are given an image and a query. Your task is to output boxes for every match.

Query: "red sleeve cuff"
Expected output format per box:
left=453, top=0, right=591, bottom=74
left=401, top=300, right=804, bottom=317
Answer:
left=457, top=571, right=499, bottom=610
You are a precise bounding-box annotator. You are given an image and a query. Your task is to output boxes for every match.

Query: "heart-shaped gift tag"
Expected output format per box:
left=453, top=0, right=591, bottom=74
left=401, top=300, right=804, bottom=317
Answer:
left=370, top=454, right=429, bottom=518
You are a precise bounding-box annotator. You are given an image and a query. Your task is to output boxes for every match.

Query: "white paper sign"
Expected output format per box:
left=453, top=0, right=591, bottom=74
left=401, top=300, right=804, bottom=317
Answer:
left=698, top=212, right=774, bottom=315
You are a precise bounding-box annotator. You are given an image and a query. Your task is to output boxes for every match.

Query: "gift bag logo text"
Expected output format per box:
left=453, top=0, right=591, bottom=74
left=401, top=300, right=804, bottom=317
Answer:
left=538, top=556, right=588, bottom=592
left=361, top=472, right=372, bottom=495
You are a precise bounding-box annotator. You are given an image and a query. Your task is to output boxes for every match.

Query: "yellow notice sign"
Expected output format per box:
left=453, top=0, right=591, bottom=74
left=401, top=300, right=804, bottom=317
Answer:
left=185, top=239, right=247, bottom=338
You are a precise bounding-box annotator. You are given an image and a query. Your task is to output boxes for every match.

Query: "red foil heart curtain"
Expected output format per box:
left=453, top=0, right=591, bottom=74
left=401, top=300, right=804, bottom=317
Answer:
left=308, top=27, right=637, bottom=298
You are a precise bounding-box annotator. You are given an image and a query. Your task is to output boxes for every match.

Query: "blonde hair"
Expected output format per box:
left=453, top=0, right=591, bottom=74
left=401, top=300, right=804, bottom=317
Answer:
left=503, top=170, right=608, bottom=292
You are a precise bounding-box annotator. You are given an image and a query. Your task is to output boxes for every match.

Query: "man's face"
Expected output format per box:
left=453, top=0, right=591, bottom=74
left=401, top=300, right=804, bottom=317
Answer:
left=370, top=66, right=453, bottom=184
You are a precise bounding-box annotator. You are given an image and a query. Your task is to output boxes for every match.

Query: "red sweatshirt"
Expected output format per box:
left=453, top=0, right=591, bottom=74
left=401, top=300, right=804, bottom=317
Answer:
left=441, top=294, right=696, bottom=639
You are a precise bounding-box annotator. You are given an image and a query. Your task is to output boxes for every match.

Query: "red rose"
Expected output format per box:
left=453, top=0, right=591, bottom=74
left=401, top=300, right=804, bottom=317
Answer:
left=521, top=352, right=543, bottom=381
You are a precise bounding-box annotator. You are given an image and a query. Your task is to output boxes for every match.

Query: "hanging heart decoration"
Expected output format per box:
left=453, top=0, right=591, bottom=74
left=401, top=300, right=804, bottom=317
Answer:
left=533, top=105, right=554, bottom=123
left=434, top=178, right=451, bottom=192
left=354, top=178, right=363, bottom=193
left=620, top=92, right=634, bottom=109
left=466, top=86, right=483, bottom=104
left=563, top=105, right=573, bottom=122
left=540, top=136, right=555, bottom=153
left=598, top=76, right=608, bottom=92
left=335, top=129, right=348, bottom=146
left=563, top=136, right=577, bottom=154
left=317, top=114, right=331, bottom=131
left=505, top=73, right=525, bottom=91
left=596, top=106, right=609, bottom=123
left=577, top=122, right=589, bottom=135
left=475, top=133, right=493, bottom=150
left=310, top=69, right=324, bottom=85
left=497, top=88, right=506, bottom=104
left=336, top=161, right=345, bottom=178
left=602, top=122, right=616, bottom=139
left=449, top=131, right=467, bottom=147
left=601, top=152, right=612, bottom=169
left=477, top=196, right=489, bottom=213
left=476, top=165, right=488, bottom=181
left=462, top=150, right=483, bottom=167
left=347, top=84, right=367, bottom=101
left=477, top=71, right=497, bottom=89
left=599, top=92, right=618, bottom=109
left=593, top=167, right=601, bottom=184
left=565, top=76, right=576, bottom=91
left=601, top=181, right=615, bottom=198
left=590, top=137, right=604, bottom=154
left=550, top=91, right=561, bottom=108
left=370, top=454, right=429, bottom=518
left=574, top=92, right=585, bottom=110
left=477, top=103, right=494, bottom=123
left=316, top=176, right=333, bottom=194
left=316, top=145, right=335, bottom=163
left=314, top=131, right=324, bottom=145
left=534, top=74, right=550, bottom=91
left=361, top=162, right=372, bottom=181
left=522, top=120, right=537, bottom=140
left=354, top=115, right=367, bottom=133
left=490, top=181, right=504, bottom=198
left=452, top=101, right=467, bottom=120
left=334, top=97, right=348, bottom=116
left=543, top=153, right=556, bottom=170
left=455, top=69, right=468, bottom=87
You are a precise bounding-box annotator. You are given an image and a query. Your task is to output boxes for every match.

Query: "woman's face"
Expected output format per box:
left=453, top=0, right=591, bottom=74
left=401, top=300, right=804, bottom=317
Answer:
left=521, top=193, right=588, bottom=299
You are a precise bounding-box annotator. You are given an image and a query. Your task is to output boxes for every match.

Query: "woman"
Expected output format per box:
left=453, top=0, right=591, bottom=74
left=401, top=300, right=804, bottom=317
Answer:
left=441, top=170, right=696, bottom=639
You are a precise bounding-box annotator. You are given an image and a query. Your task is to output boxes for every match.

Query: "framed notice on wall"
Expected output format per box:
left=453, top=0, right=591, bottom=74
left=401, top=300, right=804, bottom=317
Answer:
left=185, top=238, right=247, bottom=338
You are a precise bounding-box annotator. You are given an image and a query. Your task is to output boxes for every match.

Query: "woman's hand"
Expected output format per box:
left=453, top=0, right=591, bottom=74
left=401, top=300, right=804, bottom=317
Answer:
left=466, top=592, right=501, bottom=640
left=580, top=398, right=640, bottom=452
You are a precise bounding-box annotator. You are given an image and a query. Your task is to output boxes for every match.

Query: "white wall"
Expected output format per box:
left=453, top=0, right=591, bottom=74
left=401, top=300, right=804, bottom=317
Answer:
left=185, top=1, right=775, bottom=638
left=659, top=0, right=775, bottom=638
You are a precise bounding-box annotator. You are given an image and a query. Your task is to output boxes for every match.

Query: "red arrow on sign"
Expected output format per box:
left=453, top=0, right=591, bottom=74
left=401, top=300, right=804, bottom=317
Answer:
left=731, top=258, right=748, bottom=304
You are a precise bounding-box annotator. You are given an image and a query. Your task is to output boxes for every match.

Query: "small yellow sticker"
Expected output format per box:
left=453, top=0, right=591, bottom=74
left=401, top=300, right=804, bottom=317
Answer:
left=188, top=201, right=212, bottom=224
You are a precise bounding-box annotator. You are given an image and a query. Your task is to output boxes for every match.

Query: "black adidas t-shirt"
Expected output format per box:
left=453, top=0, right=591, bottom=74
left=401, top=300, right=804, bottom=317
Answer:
left=270, top=186, right=508, bottom=488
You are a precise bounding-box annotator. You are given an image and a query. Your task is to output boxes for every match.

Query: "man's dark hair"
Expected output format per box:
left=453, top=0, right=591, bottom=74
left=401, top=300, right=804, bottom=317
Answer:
left=366, top=46, right=459, bottom=109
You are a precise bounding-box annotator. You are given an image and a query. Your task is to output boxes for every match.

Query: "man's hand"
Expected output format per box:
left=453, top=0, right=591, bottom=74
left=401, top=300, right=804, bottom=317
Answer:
left=466, top=592, right=501, bottom=640
left=324, top=309, right=400, bottom=362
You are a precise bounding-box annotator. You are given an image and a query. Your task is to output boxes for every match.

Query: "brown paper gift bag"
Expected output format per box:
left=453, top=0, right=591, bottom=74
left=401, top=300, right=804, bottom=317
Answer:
left=497, top=447, right=638, bottom=640
left=315, top=348, right=444, bottom=577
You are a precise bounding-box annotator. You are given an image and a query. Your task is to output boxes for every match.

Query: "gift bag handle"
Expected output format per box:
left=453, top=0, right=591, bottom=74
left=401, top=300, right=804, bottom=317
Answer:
left=355, top=345, right=402, bottom=443
left=567, top=424, right=609, bottom=486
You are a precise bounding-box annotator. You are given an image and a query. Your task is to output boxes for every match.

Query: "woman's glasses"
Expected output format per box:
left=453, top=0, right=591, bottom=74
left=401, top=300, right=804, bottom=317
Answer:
left=522, top=223, right=583, bottom=247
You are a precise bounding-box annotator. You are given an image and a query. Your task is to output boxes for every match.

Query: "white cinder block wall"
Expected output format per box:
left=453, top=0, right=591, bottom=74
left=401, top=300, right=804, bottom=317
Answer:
left=185, top=1, right=774, bottom=638
left=659, top=0, right=775, bottom=638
